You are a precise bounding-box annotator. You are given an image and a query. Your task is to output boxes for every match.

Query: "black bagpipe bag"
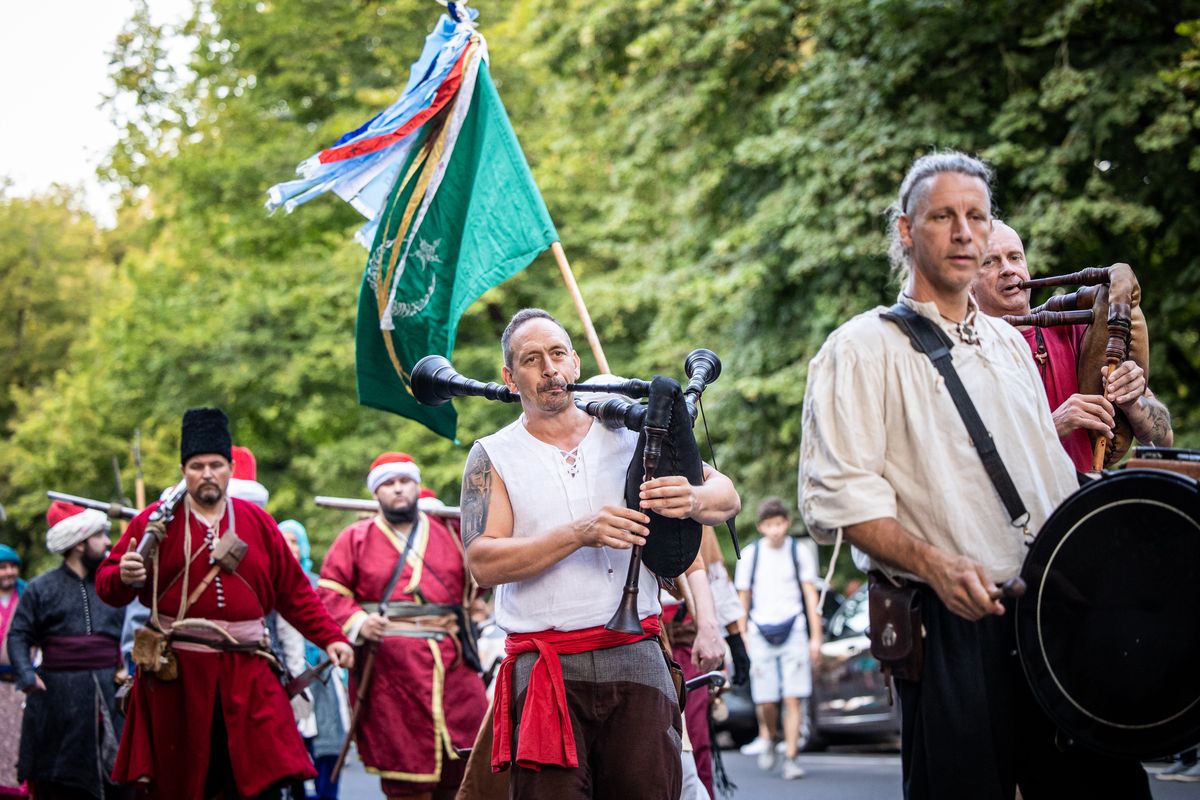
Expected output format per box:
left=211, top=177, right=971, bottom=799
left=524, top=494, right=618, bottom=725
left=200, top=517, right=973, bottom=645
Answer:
left=623, top=376, right=704, bottom=577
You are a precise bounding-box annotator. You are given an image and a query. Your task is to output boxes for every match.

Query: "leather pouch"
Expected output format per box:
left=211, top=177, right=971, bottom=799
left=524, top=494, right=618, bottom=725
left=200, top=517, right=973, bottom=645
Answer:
left=657, top=631, right=687, bottom=711
left=867, top=571, right=923, bottom=682
left=211, top=531, right=248, bottom=570
left=132, top=626, right=178, bottom=681
left=667, top=656, right=687, bottom=712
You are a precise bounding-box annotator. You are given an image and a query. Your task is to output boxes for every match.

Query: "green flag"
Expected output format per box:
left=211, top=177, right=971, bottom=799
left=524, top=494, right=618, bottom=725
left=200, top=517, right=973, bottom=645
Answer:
left=356, top=57, right=558, bottom=440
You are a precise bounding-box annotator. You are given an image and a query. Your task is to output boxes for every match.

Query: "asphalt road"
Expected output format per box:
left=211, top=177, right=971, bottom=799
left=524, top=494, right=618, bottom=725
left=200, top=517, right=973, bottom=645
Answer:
left=721, top=750, right=899, bottom=799
left=719, top=749, right=1200, bottom=799
left=337, top=746, right=1200, bottom=799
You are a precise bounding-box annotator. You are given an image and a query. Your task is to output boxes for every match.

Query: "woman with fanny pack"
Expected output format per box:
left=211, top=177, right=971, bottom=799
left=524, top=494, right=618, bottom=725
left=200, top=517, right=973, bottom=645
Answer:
left=733, top=497, right=822, bottom=780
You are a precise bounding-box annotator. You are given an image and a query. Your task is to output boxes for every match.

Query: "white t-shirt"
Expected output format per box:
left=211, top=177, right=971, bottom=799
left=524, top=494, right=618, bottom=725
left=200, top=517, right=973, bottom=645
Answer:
left=733, top=537, right=817, bottom=627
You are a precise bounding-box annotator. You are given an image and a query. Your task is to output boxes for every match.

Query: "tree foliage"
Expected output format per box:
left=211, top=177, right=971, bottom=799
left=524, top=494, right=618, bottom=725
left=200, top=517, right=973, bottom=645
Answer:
left=2, top=0, right=1197, bottom=583
left=0, top=185, right=111, bottom=430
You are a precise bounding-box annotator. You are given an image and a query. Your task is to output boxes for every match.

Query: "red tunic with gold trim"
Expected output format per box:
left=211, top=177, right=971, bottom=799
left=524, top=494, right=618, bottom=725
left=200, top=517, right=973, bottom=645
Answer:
left=96, top=498, right=347, bottom=800
left=318, top=512, right=487, bottom=791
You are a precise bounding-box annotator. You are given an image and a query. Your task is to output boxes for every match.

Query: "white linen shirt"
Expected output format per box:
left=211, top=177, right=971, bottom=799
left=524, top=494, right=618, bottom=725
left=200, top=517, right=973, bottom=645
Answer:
left=479, top=415, right=661, bottom=633
left=798, top=293, right=1078, bottom=582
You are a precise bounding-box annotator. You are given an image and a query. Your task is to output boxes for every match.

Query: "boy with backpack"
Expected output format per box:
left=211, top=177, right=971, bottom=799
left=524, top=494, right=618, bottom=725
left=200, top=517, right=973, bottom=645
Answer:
left=733, top=497, right=822, bottom=780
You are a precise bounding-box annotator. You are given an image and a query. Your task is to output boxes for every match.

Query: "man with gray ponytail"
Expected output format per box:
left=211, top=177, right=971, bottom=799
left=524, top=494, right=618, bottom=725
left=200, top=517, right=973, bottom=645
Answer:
left=799, top=152, right=1150, bottom=797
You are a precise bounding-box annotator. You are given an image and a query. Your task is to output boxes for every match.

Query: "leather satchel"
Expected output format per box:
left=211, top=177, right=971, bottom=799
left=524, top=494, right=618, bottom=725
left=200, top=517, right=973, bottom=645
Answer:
left=867, top=571, right=923, bottom=682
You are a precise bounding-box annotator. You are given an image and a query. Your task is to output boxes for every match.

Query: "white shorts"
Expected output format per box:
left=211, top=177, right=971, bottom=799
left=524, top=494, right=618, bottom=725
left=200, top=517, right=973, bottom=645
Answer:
left=746, top=620, right=812, bottom=703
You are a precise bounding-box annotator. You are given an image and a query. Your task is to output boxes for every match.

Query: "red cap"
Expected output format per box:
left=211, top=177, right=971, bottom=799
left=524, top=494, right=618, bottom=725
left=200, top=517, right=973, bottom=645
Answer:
left=370, top=452, right=414, bottom=471
left=419, top=488, right=438, bottom=499
left=47, top=501, right=86, bottom=529
left=367, top=452, right=421, bottom=493
left=231, top=445, right=257, bottom=481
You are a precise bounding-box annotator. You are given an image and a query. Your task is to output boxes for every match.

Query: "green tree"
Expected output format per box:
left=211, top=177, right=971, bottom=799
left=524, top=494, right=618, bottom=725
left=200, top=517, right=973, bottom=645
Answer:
left=0, top=184, right=110, bottom=425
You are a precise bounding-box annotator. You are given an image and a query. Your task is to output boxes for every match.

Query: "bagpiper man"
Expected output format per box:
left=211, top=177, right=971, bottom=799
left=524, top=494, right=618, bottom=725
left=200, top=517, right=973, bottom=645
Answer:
left=96, top=407, right=353, bottom=800
left=8, top=502, right=127, bottom=799
left=460, top=309, right=740, bottom=800
left=971, top=220, right=1173, bottom=471
left=318, top=452, right=487, bottom=800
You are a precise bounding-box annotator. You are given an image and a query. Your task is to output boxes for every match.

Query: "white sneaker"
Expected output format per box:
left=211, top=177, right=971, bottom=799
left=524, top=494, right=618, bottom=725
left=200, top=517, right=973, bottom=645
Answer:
left=782, top=757, right=807, bottom=780
left=775, top=740, right=787, bottom=753
left=1156, top=761, right=1193, bottom=781
left=1173, top=762, right=1200, bottom=782
left=739, top=737, right=771, bottom=756
left=757, top=748, right=778, bottom=771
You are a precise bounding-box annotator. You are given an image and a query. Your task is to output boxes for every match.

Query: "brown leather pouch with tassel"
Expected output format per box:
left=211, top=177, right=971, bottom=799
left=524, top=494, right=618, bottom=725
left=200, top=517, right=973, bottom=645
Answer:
left=867, top=571, right=923, bottom=683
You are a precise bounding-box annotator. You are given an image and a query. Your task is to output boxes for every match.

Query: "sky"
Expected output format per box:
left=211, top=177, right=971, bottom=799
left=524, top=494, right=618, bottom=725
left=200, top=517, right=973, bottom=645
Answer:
left=0, top=1, right=192, bottom=226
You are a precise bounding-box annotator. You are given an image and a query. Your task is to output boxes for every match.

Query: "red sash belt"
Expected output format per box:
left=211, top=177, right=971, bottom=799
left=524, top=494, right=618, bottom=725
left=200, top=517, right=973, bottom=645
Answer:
left=39, top=634, right=121, bottom=671
left=491, top=616, right=660, bottom=773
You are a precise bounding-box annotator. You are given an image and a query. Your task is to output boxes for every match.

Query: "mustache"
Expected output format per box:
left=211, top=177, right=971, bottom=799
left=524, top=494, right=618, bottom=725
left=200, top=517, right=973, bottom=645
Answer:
left=538, top=378, right=568, bottom=392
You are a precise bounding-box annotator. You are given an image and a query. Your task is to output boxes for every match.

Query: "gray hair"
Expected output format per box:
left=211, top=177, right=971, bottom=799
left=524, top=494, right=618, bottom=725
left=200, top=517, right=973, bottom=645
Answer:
left=886, top=151, right=995, bottom=285
left=501, top=308, right=573, bottom=369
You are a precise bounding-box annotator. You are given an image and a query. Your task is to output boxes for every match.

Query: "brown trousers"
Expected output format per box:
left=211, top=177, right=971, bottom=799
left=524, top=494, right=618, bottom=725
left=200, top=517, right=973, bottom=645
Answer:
left=509, top=677, right=681, bottom=800
left=457, top=640, right=682, bottom=800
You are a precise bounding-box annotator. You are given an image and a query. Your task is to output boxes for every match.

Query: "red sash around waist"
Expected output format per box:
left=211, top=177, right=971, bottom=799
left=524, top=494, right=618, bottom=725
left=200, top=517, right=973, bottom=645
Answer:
left=39, top=634, right=121, bottom=671
left=491, top=616, right=661, bottom=773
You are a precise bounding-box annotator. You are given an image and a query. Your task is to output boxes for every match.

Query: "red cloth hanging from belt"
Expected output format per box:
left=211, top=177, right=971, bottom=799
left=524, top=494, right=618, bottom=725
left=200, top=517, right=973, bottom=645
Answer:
left=491, top=616, right=661, bottom=773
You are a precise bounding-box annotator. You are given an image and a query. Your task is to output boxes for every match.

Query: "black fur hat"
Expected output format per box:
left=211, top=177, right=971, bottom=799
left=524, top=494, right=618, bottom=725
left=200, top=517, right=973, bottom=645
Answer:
left=180, top=407, right=232, bottom=465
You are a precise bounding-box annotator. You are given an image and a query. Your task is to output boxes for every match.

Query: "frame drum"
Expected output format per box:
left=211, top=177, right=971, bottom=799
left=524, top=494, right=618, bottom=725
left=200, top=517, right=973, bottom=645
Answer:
left=1016, top=468, right=1200, bottom=757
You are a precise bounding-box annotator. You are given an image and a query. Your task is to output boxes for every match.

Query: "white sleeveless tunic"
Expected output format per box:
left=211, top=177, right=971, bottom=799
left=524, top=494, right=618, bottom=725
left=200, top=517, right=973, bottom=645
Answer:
left=478, top=415, right=662, bottom=634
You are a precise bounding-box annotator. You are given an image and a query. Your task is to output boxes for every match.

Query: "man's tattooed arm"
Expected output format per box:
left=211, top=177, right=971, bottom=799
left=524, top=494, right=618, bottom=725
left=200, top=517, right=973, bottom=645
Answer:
left=1130, top=388, right=1174, bottom=448
left=460, top=442, right=493, bottom=551
left=1140, top=389, right=1174, bottom=447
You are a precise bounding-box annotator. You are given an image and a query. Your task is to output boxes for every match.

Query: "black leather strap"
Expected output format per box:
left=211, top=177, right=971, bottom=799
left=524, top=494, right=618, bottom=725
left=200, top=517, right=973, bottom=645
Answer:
left=881, top=303, right=1029, bottom=529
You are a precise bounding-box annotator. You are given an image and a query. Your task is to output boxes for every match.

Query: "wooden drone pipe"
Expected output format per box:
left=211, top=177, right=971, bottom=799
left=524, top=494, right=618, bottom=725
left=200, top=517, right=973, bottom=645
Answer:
left=1019, top=267, right=1111, bottom=290
left=1003, top=309, right=1094, bottom=328
left=1030, top=285, right=1105, bottom=315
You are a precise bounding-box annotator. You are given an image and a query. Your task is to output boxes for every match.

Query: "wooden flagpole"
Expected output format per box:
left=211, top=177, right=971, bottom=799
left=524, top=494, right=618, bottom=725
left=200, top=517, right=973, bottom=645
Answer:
left=550, top=241, right=610, bottom=374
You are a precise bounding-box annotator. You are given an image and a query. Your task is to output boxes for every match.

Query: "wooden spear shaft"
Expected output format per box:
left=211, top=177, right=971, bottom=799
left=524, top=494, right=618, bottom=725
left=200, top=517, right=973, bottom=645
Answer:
left=551, top=242, right=610, bottom=374
left=331, top=641, right=378, bottom=783
left=133, top=429, right=146, bottom=510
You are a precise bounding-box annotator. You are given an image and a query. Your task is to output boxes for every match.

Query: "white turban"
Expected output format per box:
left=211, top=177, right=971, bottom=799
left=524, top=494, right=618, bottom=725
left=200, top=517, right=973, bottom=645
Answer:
left=228, top=478, right=269, bottom=509
left=46, top=509, right=109, bottom=554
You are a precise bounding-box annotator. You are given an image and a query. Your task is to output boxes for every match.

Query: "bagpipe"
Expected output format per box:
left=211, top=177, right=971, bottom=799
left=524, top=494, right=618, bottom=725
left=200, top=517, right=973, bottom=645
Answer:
left=1001, top=263, right=1148, bottom=469
left=410, top=349, right=725, bottom=635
